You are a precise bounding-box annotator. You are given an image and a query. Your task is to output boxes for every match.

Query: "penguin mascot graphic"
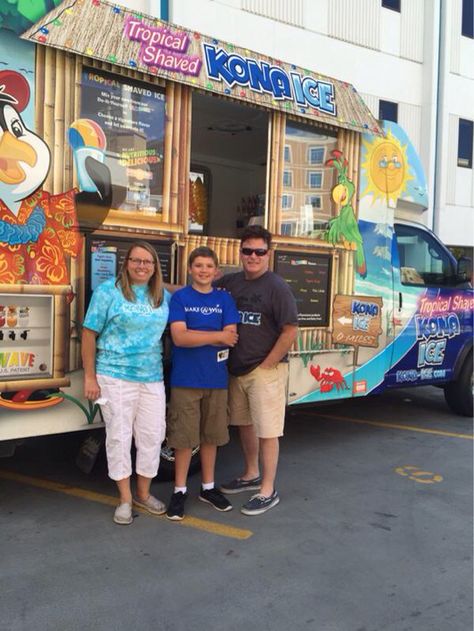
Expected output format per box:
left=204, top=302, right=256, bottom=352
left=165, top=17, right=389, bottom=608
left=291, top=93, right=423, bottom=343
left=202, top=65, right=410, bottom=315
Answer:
left=0, top=69, right=112, bottom=285
left=0, top=69, right=113, bottom=409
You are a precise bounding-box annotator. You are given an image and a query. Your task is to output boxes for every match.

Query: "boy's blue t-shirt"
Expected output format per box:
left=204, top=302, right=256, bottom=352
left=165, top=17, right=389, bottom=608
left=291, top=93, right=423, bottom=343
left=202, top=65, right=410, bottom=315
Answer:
left=169, top=285, right=239, bottom=389
left=83, top=277, right=170, bottom=382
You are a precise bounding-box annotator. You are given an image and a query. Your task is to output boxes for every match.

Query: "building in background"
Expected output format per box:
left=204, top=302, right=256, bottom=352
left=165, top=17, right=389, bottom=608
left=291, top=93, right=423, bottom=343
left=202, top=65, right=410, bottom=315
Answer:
left=118, top=0, right=473, bottom=257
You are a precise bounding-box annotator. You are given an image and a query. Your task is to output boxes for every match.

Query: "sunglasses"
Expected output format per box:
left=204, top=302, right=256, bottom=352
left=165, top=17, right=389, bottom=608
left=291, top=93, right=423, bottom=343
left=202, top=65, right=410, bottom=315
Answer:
left=240, top=248, right=269, bottom=257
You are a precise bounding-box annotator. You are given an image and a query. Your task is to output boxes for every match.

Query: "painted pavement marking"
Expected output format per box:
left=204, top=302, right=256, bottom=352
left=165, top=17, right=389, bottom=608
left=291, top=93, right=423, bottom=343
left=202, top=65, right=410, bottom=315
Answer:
left=395, top=465, right=444, bottom=484
left=0, top=470, right=253, bottom=540
left=301, top=412, right=474, bottom=440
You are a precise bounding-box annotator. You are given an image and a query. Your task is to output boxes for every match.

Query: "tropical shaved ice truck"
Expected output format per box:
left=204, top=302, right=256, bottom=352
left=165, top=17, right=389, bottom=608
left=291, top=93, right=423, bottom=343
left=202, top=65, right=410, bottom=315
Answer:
left=0, top=2, right=472, bottom=461
left=286, top=121, right=473, bottom=418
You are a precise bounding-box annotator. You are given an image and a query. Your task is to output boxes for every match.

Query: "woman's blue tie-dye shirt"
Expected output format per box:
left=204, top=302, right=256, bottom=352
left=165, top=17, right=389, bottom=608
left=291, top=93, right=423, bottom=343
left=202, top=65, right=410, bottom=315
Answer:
left=83, top=278, right=170, bottom=382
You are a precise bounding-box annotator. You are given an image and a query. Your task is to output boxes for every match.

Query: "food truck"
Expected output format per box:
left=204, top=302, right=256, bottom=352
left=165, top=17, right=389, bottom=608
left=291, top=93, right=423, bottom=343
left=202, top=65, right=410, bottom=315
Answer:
left=0, top=0, right=472, bottom=461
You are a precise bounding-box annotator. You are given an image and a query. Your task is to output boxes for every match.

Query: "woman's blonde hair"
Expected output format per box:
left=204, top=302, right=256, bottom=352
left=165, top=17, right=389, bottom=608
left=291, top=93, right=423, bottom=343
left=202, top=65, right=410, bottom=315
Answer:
left=116, top=241, right=164, bottom=307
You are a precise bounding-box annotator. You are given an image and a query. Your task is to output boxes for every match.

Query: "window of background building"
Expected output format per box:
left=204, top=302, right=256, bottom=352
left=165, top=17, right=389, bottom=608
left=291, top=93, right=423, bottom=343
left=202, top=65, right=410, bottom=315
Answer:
left=283, top=170, right=293, bottom=187
left=308, top=146, right=325, bottom=164
left=308, top=171, right=323, bottom=188
left=281, top=121, right=337, bottom=237
left=382, top=0, right=401, bottom=12
left=379, top=99, right=398, bottom=123
left=282, top=194, right=293, bottom=209
left=305, top=195, right=322, bottom=209
left=462, top=0, right=474, bottom=38
left=458, top=119, right=473, bottom=168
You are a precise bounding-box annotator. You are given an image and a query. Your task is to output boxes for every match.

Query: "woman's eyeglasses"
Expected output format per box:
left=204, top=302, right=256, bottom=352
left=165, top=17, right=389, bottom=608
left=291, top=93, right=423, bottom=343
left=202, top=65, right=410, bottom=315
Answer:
left=240, top=248, right=268, bottom=257
left=128, top=257, right=155, bottom=268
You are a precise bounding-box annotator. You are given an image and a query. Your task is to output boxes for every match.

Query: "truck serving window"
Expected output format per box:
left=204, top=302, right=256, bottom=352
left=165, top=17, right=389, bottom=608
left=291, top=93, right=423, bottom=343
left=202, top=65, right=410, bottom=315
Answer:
left=394, top=224, right=455, bottom=287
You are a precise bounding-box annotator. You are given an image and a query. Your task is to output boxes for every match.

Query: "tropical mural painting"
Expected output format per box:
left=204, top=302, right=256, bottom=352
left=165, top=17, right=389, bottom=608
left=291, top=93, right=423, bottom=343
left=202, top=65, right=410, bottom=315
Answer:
left=288, top=121, right=437, bottom=405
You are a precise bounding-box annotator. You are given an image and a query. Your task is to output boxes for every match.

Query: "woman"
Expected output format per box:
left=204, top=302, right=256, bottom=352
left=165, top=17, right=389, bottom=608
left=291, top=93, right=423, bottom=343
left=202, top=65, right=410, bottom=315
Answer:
left=82, top=241, right=170, bottom=525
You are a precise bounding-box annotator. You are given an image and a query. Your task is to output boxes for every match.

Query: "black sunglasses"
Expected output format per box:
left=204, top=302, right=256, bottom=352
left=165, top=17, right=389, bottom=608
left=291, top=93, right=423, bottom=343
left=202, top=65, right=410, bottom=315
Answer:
left=240, top=247, right=268, bottom=257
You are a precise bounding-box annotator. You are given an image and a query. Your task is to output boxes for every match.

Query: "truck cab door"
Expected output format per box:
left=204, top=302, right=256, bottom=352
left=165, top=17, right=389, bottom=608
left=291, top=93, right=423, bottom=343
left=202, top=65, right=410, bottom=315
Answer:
left=387, top=222, right=466, bottom=386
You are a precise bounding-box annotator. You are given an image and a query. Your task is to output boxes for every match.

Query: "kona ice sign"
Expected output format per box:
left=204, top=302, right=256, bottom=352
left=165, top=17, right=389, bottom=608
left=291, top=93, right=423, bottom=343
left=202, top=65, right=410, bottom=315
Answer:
left=203, top=45, right=336, bottom=116
left=124, top=17, right=335, bottom=116
left=21, top=0, right=381, bottom=134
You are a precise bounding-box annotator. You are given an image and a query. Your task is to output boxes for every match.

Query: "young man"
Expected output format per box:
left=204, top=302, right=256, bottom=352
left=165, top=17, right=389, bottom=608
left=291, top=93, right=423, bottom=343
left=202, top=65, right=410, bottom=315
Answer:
left=166, top=247, right=240, bottom=521
left=216, top=225, right=298, bottom=516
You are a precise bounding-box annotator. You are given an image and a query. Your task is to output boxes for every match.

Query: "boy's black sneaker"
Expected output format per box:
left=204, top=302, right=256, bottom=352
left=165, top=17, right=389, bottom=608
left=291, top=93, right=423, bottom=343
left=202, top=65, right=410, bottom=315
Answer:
left=199, top=487, right=233, bottom=512
left=166, top=491, right=188, bottom=521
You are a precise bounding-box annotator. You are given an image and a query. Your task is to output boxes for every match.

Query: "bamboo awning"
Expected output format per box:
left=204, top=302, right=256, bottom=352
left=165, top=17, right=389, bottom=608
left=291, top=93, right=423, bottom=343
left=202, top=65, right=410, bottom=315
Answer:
left=21, top=0, right=383, bottom=136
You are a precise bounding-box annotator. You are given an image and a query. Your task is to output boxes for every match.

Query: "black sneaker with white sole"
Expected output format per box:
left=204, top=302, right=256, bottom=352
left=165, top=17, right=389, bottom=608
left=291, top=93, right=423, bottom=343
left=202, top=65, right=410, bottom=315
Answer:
left=166, top=491, right=188, bottom=521
left=240, top=490, right=280, bottom=516
left=199, top=487, right=233, bottom=512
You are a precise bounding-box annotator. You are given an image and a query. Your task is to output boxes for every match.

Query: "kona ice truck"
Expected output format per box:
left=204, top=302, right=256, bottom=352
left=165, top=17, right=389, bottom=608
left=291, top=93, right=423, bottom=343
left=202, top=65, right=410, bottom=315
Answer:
left=286, top=122, right=473, bottom=418
left=0, top=3, right=472, bottom=465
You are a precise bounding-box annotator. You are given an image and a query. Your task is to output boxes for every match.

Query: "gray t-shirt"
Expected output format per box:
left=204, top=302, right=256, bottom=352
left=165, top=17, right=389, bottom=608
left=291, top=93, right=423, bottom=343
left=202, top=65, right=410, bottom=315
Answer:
left=215, top=271, right=298, bottom=376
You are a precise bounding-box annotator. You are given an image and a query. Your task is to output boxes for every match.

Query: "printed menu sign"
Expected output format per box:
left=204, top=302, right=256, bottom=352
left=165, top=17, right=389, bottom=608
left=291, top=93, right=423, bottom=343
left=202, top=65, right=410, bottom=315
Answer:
left=86, top=235, right=174, bottom=305
left=274, top=252, right=331, bottom=327
left=80, top=68, right=166, bottom=214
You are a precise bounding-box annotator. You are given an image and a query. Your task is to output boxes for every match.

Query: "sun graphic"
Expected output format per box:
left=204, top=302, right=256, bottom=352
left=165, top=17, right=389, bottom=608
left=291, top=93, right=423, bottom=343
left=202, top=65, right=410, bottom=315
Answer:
left=361, top=130, right=413, bottom=205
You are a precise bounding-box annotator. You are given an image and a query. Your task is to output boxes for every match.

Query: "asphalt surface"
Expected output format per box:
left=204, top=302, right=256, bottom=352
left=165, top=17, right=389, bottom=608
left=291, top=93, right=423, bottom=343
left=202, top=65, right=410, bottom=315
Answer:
left=0, top=385, right=472, bottom=631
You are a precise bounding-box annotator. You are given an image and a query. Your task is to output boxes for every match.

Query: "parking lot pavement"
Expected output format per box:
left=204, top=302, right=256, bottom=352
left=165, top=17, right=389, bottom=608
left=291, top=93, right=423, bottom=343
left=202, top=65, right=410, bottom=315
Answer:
left=0, top=386, right=472, bottom=631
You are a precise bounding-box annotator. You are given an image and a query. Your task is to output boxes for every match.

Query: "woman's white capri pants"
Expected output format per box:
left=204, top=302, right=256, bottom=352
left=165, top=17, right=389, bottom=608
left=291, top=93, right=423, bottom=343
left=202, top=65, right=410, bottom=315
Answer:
left=97, top=374, right=166, bottom=481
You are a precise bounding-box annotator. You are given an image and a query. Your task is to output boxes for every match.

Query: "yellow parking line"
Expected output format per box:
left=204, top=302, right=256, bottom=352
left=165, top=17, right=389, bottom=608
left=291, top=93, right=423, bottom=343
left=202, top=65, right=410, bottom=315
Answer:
left=301, top=412, right=474, bottom=440
left=0, top=470, right=253, bottom=540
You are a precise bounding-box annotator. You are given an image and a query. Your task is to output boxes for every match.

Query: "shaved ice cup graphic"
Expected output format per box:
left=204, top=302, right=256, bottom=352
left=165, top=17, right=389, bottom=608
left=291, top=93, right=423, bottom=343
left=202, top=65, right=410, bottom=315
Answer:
left=68, top=119, right=107, bottom=193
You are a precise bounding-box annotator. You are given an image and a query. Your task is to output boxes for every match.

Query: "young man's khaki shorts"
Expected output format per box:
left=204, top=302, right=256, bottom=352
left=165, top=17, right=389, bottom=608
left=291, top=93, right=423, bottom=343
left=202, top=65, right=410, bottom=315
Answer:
left=167, top=387, right=229, bottom=449
left=228, top=363, right=289, bottom=439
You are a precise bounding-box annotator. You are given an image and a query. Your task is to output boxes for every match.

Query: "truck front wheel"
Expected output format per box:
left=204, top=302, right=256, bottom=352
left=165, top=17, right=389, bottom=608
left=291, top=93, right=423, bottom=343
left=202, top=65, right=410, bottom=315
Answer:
left=444, top=352, right=473, bottom=417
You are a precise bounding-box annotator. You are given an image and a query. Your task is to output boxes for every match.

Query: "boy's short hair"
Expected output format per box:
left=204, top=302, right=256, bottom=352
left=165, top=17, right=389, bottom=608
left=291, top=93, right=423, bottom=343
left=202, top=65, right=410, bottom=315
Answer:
left=188, top=246, right=219, bottom=267
left=240, top=225, right=272, bottom=249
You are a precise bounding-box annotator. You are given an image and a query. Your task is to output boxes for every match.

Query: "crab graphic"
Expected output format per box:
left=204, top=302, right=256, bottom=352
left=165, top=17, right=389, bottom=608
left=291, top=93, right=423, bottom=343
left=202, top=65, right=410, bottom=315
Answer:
left=310, top=364, right=349, bottom=393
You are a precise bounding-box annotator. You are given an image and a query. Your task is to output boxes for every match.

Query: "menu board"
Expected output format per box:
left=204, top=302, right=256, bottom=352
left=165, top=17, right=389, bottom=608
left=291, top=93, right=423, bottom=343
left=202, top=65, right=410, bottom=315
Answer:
left=274, top=251, right=331, bottom=327
left=80, top=68, right=165, bottom=214
left=85, top=235, right=174, bottom=306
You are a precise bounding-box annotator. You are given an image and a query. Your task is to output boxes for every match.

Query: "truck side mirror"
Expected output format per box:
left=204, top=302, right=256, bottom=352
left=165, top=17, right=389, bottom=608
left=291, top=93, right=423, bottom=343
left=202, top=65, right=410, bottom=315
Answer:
left=457, top=256, right=472, bottom=283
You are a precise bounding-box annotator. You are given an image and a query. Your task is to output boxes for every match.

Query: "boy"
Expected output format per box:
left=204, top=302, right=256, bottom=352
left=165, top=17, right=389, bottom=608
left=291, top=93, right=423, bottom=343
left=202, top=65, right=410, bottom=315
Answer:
left=166, top=246, right=240, bottom=520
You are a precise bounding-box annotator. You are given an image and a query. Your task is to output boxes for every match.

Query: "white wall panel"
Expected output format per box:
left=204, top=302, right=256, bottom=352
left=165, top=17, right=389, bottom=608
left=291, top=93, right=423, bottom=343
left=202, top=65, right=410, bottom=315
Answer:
left=446, top=114, right=458, bottom=204
left=242, top=0, right=303, bottom=26
left=400, top=0, right=424, bottom=61
left=398, top=102, right=422, bottom=156
left=359, top=92, right=378, bottom=119
left=449, top=0, right=461, bottom=73
left=455, top=166, right=474, bottom=206
left=380, top=6, right=401, bottom=56
left=303, top=0, right=329, bottom=35
left=459, top=37, right=474, bottom=78
left=328, top=0, right=379, bottom=49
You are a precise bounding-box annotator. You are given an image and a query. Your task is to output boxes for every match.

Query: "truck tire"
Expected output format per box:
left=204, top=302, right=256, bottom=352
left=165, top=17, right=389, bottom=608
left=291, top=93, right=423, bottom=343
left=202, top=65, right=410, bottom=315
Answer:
left=156, top=441, right=201, bottom=482
left=444, top=352, right=473, bottom=417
